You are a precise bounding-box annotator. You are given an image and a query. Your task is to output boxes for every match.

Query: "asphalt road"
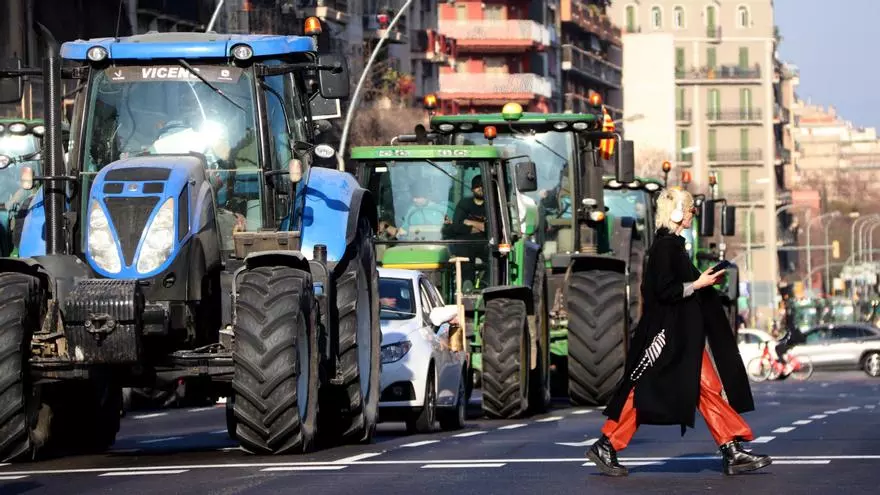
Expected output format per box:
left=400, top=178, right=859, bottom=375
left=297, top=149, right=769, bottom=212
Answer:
left=2, top=371, right=880, bottom=494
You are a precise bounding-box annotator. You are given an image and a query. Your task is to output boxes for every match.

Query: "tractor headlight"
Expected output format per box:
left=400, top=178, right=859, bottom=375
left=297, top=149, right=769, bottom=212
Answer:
left=137, top=198, right=175, bottom=274
left=381, top=340, right=412, bottom=364
left=88, top=200, right=121, bottom=273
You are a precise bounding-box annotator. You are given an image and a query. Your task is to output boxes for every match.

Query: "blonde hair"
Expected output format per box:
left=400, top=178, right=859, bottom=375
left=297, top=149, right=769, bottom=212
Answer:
left=655, top=187, right=694, bottom=232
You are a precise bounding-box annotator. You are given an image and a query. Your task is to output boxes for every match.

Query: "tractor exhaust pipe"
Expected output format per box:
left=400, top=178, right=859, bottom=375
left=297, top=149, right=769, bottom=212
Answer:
left=42, top=44, right=65, bottom=255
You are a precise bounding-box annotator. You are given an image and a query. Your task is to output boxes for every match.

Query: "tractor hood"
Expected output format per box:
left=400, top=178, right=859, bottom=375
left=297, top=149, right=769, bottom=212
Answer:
left=85, top=154, right=212, bottom=278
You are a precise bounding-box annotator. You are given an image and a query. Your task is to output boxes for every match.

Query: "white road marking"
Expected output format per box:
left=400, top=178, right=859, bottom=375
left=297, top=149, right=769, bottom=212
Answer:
left=749, top=436, right=775, bottom=443
left=421, top=463, right=506, bottom=469
left=262, top=466, right=347, bottom=472
left=792, top=420, right=812, bottom=425
left=556, top=438, right=598, bottom=447
left=218, top=447, right=242, bottom=452
left=138, top=436, right=184, bottom=444
left=571, top=410, right=593, bottom=415
left=498, top=424, right=527, bottom=430
left=99, top=470, right=189, bottom=477
left=0, top=475, right=28, bottom=480
left=400, top=440, right=440, bottom=448
left=838, top=393, right=849, bottom=398
left=132, top=412, right=167, bottom=419
left=584, top=461, right=665, bottom=467
left=773, top=427, right=796, bottom=433
left=187, top=407, right=215, bottom=413
left=773, top=460, right=831, bottom=465
left=452, top=431, right=487, bottom=438
left=536, top=416, right=564, bottom=423
left=765, top=401, right=782, bottom=406
left=210, top=429, right=228, bottom=435
left=823, top=410, right=838, bottom=415
left=810, top=415, right=827, bottom=419
left=0, top=463, right=9, bottom=468
left=332, top=452, right=384, bottom=463
left=865, top=405, right=876, bottom=409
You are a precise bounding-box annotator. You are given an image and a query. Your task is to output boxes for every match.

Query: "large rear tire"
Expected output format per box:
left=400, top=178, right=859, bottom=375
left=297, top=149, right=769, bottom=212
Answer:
left=320, top=218, right=381, bottom=444
left=628, top=235, right=646, bottom=330
left=566, top=270, right=628, bottom=406
left=482, top=298, right=530, bottom=419
left=232, top=266, right=319, bottom=455
left=528, top=258, right=551, bottom=414
left=0, top=273, right=49, bottom=462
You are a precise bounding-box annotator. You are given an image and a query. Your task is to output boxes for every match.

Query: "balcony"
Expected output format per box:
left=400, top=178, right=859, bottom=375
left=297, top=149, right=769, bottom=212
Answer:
left=676, top=151, right=693, bottom=166
left=411, top=29, right=457, bottom=65
left=364, top=10, right=408, bottom=44
left=707, top=149, right=763, bottom=164
left=298, top=0, right=349, bottom=24
left=677, top=65, right=762, bottom=84
left=561, top=44, right=621, bottom=88
left=438, top=20, right=553, bottom=53
left=722, top=191, right=764, bottom=204
left=706, top=109, right=763, bottom=124
left=439, top=73, right=553, bottom=103
left=560, top=0, right=622, bottom=47
left=676, top=108, right=692, bottom=123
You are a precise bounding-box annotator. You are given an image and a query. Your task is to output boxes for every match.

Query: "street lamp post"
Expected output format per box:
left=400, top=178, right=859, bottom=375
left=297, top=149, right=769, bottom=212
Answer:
left=850, top=214, right=880, bottom=297
left=869, top=222, right=880, bottom=263
left=860, top=217, right=880, bottom=263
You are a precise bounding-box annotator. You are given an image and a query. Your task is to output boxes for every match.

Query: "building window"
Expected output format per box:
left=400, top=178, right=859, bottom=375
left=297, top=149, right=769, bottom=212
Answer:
left=738, top=46, right=749, bottom=68
left=740, top=169, right=750, bottom=202
left=707, top=129, right=717, bottom=161
left=706, top=5, right=717, bottom=37
left=651, top=6, right=662, bottom=29
left=737, top=5, right=750, bottom=28
left=484, top=57, right=507, bottom=74
left=673, top=6, right=685, bottom=28
left=675, top=47, right=685, bottom=75
left=708, top=88, right=720, bottom=119
left=678, top=129, right=690, bottom=160
left=740, top=128, right=750, bottom=160
left=625, top=5, right=637, bottom=32
left=455, top=4, right=467, bottom=21
left=740, top=88, right=752, bottom=118
left=706, top=47, right=716, bottom=69
left=485, top=4, right=504, bottom=21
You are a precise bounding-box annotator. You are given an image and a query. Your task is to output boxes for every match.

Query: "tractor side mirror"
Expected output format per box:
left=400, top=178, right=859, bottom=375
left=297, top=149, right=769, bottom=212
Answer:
left=699, top=199, right=716, bottom=237
left=515, top=161, right=538, bottom=192
left=0, top=57, right=24, bottom=104
left=721, top=205, right=736, bottom=236
left=317, top=53, right=350, bottom=99
left=617, top=140, right=635, bottom=183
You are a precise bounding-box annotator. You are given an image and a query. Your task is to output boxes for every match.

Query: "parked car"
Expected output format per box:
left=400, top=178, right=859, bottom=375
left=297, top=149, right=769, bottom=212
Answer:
left=737, top=328, right=775, bottom=367
left=377, top=267, right=468, bottom=433
left=792, top=323, right=880, bottom=377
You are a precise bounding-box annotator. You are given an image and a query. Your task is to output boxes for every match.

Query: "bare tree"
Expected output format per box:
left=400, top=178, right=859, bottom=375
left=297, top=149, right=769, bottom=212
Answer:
left=347, top=60, right=426, bottom=147
left=634, top=147, right=672, bottom=181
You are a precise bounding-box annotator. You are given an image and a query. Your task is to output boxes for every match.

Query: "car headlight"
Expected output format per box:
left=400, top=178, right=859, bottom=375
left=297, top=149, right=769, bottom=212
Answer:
left=88, top=200, right=122, bottom=273
left=381, top=340, right=412, bottom=364
left=137, top=198, right=175, bottom=274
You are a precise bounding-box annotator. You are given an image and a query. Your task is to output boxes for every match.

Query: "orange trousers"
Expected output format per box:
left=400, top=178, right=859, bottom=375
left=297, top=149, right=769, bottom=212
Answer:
left=601, top=350, right=754, bottom=451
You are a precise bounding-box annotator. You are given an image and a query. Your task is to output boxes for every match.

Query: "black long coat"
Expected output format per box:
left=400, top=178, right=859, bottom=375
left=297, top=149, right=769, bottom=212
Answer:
left=603, top=228, right=755, bottom=433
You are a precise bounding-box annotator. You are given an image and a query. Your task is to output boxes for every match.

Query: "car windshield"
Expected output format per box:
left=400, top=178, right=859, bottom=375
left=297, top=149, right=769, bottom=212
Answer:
left=362, top=159, right=488, bottom=243
left=0, top=133, right=40, bottom=205
left=379, top=277, right=416, bottom=320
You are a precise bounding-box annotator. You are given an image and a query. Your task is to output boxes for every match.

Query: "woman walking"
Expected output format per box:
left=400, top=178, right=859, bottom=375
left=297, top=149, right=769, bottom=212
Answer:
left=587, top=187, right=772, bottom=477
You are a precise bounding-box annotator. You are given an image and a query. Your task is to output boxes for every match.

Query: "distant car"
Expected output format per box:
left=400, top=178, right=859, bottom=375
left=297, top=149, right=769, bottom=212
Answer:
left=793, top=323, right=880, bottom=377
left=737, top=328, right=775, bottom=367
left=377, top=267, right=468, bottom=433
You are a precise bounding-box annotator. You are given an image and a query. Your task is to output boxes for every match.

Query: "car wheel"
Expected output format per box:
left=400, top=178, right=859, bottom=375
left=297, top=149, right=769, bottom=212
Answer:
left=863, top=352, right=880, bottom=377
left=407, top=370, right=436, bottom=434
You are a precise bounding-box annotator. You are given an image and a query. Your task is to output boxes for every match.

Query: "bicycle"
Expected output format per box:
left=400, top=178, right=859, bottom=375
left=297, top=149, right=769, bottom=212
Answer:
left=746, top=341, right=814, bottom=382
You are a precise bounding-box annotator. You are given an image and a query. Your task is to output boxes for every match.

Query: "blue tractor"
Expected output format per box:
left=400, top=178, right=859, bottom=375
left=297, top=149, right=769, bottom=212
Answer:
left=0, top=23, right=380, bottom=461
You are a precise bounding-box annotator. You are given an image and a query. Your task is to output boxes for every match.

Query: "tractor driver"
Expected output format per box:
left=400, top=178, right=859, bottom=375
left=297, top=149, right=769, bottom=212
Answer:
left=442, top=175, right=489, bottom=290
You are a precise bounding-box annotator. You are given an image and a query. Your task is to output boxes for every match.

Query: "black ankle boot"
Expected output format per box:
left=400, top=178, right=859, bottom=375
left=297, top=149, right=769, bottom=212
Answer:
left=586, top=435, right=628, bottom=477
left=719, top=440, right=772, bottom=475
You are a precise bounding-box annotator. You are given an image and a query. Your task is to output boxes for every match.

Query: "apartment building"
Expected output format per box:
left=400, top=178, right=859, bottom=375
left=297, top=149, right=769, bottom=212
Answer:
left=436, top=0, right=558, bottom=113
left=559, top=0, right=623, bottom=119
left=608, top=0, right=780, bottom=319
left=774, top=58, right=799, bottom=276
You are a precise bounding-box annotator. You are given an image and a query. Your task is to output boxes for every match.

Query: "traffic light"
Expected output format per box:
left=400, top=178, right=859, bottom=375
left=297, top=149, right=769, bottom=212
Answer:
left=832, top=240, right=840, bottom=259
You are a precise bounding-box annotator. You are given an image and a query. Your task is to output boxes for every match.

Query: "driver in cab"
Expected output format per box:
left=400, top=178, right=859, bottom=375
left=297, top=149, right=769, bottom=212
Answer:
left=443, top=175, right=486, bottom=239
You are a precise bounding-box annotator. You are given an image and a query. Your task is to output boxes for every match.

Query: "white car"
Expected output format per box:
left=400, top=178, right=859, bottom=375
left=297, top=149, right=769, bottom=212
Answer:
left=737, top=328, right=776, bottom=366
left=378, top=267, right=468, bottom=433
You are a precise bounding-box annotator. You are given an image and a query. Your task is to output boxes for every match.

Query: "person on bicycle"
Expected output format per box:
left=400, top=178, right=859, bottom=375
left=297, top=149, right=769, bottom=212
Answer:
left=587, top=187, right=772, bottom=477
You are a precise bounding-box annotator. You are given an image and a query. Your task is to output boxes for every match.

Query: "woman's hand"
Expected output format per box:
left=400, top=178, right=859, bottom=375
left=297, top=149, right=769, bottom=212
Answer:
left=693, top=266, right=725, bottom=290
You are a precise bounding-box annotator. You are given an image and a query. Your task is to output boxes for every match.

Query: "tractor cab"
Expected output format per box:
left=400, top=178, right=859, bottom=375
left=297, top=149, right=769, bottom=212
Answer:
left=0, top=119, right=50, bottom=255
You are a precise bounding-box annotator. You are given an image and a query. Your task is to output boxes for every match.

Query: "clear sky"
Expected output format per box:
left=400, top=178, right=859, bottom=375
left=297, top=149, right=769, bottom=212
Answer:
left=774, top=0, right=879, bottom=128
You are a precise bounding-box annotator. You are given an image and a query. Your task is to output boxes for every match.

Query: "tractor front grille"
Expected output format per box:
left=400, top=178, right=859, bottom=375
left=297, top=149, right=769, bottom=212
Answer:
left=104, top=196, right=160, bottom=265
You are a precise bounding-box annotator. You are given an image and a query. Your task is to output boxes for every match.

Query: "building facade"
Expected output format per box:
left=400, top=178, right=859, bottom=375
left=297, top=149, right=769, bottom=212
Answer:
left=608, top=0, right=780, bottom=322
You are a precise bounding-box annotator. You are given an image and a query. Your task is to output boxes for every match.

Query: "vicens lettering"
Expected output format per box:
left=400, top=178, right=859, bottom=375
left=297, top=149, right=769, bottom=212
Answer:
left=141, top=67, right=202, bottom=79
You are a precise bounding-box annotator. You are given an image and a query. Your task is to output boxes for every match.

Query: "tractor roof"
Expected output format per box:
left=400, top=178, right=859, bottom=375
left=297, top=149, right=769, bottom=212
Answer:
left=61, top=32, right=315, bottom=61
left=350, top=145, right=499, bottom=160
left=430, top=112, right=602, bottom=133
left=602, top=174, right=664, bottom=185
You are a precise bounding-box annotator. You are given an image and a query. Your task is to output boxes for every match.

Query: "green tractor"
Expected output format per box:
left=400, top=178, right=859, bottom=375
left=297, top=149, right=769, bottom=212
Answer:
left=0, top=119, right=47, bottom=256
left=352, top=143, right=553, bottom=418
left=427, top=100, right=637, bottom=406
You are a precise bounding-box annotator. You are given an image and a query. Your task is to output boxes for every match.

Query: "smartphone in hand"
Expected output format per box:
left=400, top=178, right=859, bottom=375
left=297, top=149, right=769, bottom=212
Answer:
left=709, top=260, right=731, bottom=274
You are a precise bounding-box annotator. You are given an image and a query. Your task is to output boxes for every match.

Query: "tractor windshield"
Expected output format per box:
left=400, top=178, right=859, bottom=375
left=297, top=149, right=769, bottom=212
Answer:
left=604, top=189, right=650, bottom=234
left=80, top=64, right=262, bottom=230
left=362, top=159, right=488, bottom=244
left=0, top=133, right=40, bottom=207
